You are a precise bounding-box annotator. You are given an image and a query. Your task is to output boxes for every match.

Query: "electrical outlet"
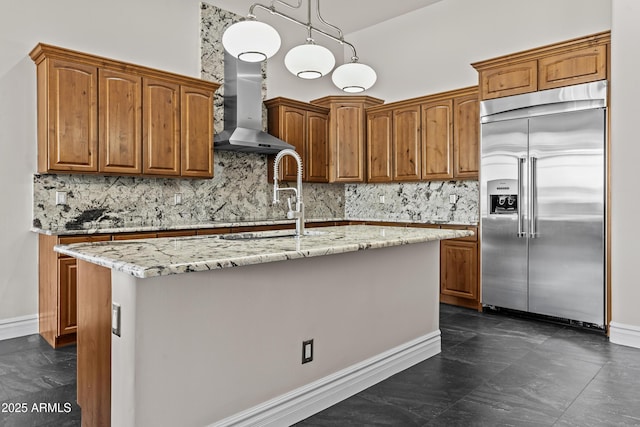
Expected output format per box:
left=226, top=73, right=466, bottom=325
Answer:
left=302, top=339, right=313, bottom=364
left=449, top=194, right=458, bottom=204
left=174, top=193, right=183, bottom=205
left=55, top=191, right=67, bottom=206
left=379, top=195, right=385, bottom=204
left=112, top=303, right=121, bottom=337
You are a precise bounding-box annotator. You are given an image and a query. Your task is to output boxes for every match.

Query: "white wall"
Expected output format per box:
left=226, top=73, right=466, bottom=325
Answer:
left=610, top=0, right=640, bottom=346
left=326, top=0, right=612, bottom=103
left=0, top=0, right=203, bottom=329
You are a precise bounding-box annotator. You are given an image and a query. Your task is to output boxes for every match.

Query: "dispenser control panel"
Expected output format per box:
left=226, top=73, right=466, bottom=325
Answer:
left=487, top=179, right=518, bottom=215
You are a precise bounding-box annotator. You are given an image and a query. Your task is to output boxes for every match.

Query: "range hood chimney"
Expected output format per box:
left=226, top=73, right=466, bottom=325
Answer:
left=214, top=52, right=294, bottom=154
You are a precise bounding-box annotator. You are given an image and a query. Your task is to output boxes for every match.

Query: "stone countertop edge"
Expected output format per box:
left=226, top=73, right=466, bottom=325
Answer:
left=54, top=225, right=473, bottom=279
left=31, top=217, right=477, bottom=236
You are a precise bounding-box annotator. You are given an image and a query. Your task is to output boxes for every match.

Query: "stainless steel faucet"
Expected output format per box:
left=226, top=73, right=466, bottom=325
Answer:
left=273, top=149, right=305, bottom=237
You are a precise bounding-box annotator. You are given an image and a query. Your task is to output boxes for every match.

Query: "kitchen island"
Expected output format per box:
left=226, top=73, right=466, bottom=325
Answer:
left=55, top=225, right=472, bottom=427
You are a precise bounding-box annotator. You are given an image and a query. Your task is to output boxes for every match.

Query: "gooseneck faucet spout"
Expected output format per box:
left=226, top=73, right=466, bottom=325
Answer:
left=273, top=149, right=305, bottom=237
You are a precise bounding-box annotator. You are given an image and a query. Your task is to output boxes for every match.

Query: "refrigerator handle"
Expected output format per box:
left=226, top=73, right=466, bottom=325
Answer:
left=529, top=156, right=537, bottom=238
left=517, top=157, right=526, bottom=237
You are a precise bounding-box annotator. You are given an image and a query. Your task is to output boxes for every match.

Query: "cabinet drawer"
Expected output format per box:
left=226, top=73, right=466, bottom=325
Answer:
left=441, top=225, right=477, bottom=242
left=112, top=232, right=158, bottom=240
left=196, top=228, right=232, bottom=235
left=57, top=235, right=111, bottom=257
left=156, top=230, right=196, bottom=238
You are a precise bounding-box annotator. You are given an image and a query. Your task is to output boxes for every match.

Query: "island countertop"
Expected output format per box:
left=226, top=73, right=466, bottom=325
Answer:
left=54, top=224, right=473, bottom=279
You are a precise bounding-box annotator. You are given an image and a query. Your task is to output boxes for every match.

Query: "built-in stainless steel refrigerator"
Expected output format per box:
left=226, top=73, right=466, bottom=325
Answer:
left=480, top=80, right=607, bottom=327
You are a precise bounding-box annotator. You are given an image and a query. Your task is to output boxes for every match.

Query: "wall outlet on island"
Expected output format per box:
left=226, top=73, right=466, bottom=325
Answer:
left=302, top=339, right=313, bottom=364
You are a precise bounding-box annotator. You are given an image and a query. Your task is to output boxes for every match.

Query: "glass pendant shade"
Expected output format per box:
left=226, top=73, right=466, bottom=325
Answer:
left=222, top=20, right=281, bottom=62
left=284, top=43, right=336, bottom=79
left=331, top=62, right=377, bottom=93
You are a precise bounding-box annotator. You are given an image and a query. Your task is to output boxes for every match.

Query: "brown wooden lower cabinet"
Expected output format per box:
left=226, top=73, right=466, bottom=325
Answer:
left=39, top=234, right=111, bottom=348
left=439, top=225, right=480, bottom=310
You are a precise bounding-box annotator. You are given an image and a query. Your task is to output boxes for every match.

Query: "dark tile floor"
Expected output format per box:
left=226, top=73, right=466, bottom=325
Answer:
left=296, top=305, right=640, bottom=427
left=1, top=304, right=639, bottom=426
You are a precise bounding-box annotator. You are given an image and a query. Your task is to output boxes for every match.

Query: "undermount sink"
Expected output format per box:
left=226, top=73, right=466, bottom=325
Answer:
left=219, top=229, right=327, bottom=241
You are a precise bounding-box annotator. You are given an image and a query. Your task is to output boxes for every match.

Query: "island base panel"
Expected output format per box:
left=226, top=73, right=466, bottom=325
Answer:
left=110, top=241, right=441, bottom=426
left=77, top=260, right=111, bottom=427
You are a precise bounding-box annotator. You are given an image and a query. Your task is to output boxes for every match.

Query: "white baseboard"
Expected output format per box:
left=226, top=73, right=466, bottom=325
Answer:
left=0, top=314, right=39, bottom=341
left=609, top=321, right=640, bottom=349
left=209, top=330, right=441, bottom=427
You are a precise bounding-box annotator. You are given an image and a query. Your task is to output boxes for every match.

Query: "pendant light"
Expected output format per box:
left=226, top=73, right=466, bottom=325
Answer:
left=222, top=17, right=281, bottom=63
left=225, top=0, right=377, bottom=92
left=285, top=38, right=335, bottom=79
left=332, top=59, right=377, bottom=93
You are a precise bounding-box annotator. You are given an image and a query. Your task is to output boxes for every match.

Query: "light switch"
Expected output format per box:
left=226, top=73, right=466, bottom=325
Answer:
left=112, top=303, right=121, bottom=337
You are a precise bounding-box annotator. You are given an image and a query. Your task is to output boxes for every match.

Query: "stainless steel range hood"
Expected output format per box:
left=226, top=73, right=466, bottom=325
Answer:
left=214, top=52, right=294, bottom=154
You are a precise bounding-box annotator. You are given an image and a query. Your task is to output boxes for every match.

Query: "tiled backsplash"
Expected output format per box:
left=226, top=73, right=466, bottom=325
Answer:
left=31, top=3, right=478, bottom=231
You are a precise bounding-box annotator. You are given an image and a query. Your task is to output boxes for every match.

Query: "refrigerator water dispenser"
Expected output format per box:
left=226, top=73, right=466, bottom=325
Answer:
left=487, top=179, right=518, bottom=215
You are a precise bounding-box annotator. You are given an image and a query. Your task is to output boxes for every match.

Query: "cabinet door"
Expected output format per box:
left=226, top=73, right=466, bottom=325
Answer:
left=58, top=257, right=78, bottom=336
left=421, top=100, right=453, bottom=180
left=538, top=45, right=607, bottom=90
left=332, top=103, right=366, bottom=182
left=479, top=60, right=538, bottom=100
left=366, top=110, right=393, bottom=182
left=453, top=94, right=479, bottom=179
left=392, top=105, right=421, bottom=181
left=143, top=78, right=180, bottom=176
left=280, top=106, right=306, bottom=181
left=99, top=69, right=142, bottom=174
left=46, top=59, right=98, bottom=172
left=306, top=111, right=329, bottom=182
left=440, top=240, right=478, bottom=301
left=181, top=85, right=214, bottom=178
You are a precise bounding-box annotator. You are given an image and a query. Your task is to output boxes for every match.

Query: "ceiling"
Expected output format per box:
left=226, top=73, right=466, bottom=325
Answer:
left=211, top=0, right=444, bottom=34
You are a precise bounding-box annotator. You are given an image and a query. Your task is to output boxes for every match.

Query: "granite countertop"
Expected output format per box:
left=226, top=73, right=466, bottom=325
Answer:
left=31, top=218, right=337, bottom=236
left=54, top=225, right=474, bottom=279
left=32, top=217, right=477, bottom=236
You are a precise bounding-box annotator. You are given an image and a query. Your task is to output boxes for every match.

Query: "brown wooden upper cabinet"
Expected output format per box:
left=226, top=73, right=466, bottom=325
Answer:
left=366, top=109, right=393, bottom=182
left=265, top=97, right=330, bottom=182
left=421, top=100, right=453, bottom=180
left=30, top=43, right=219, bottom=178
left=453, top=93, right=479, bottom=179
left=472, top=31, right=610, bottom=100
left=37, top=58, right=99, bottom=173
left=393, top=105, right=422, bottom=181
left=366, top=86, right=478, bottom=182
left=181, top=86, right=215, bottom=178
left=99, top=69, right=142, bottom=174
left=311, top=96, right=384, bottom=183
left=142, top=78, right=181, bottom=176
